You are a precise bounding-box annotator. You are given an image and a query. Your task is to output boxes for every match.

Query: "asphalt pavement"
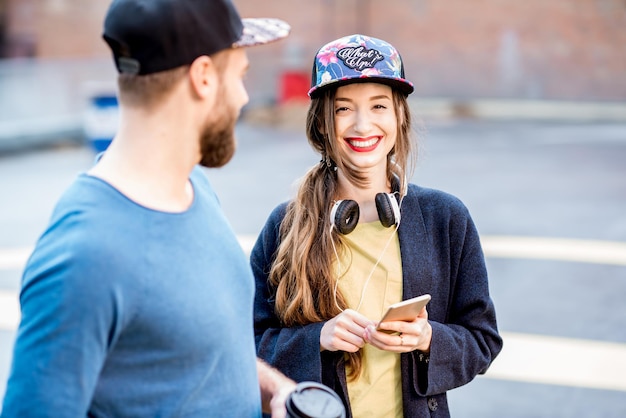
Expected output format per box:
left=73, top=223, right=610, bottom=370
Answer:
left=1, top=118, right=625, bottom=416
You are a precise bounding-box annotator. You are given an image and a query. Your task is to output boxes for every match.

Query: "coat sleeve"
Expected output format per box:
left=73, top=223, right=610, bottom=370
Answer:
left=402, top=187, right=503, bottom=398
left=250, top=203, right=327, bottom=383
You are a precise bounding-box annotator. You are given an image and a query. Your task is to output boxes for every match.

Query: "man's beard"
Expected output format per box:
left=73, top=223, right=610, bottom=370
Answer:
left=198, top=105, right=237, bottom=168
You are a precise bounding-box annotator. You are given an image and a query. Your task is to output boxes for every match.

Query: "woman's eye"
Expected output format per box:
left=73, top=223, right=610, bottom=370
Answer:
left=335, top=107, right=349, bottom=113
left=373, top=104, right=387, bottom=110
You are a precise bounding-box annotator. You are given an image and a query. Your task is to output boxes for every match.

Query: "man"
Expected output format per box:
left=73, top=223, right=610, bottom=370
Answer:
left=1, top=0, right=295, bottom=416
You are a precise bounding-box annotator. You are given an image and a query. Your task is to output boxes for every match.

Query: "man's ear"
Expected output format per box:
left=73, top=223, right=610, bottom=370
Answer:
left=188, top=55, right=218, bottom=100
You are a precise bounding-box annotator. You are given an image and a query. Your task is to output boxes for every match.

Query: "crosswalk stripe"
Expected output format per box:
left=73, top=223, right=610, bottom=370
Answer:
left=481, top=235, right=626, bottom=266
left=1, top=289, right=625, bottom=392
left=485, top=332, right=626, bottom=392
left=0, top=247, right=31, bottom=271
left=0, top=291, right=19, bottom=331
left=1, top=235, right=625, bottom=392
left=2, top=236, right=626, bottom=271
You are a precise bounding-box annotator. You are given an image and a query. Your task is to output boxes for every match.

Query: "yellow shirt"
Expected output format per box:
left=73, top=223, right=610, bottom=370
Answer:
left=337, top=221, right=403, bottom=418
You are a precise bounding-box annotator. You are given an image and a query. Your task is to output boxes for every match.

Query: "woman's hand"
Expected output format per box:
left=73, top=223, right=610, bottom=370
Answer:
left=320, top=309, right=374, bottom=352
left=364, top=307, right=432, bottom=353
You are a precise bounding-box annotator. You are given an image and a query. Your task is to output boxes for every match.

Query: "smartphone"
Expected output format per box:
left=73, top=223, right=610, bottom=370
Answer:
left=376, top=294, right=431, bottom=330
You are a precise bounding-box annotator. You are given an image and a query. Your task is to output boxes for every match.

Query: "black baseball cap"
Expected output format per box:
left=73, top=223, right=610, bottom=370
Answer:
left=103, top=0, right=290, bottom=75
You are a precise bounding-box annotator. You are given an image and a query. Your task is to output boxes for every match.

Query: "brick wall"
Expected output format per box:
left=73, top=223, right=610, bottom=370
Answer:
left=4, top=0, right=625, bottom=102
left=3, top=0, right=110, bottom=58
left=237, top=0, right=626, bottom=102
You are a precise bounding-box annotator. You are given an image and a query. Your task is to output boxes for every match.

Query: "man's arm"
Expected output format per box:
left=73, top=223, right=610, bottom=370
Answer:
left=2, top=240, right=117, bottom=416
left=257, top=358, right=297, bottom=418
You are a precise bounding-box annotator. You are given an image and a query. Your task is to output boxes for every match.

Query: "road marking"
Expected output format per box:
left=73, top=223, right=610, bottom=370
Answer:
left=0, top=247, right=31, bottom=271
left=1, top=288, right=624, bottom=392
left=2, top=236, right=626, bottom=271
left=235, top=234, right=626, bottom=266
left=1, top=235, right=626, bottom=393
left=0, top=290, right=19, bottom=331
left=485, top=332, right=626, bottom=392
left=237, top=235, right=257, bottom=256
left=481, top=235, right=626, bottom=266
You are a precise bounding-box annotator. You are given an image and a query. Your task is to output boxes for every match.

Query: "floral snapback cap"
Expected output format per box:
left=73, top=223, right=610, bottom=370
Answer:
left=308, top=34, right=414, bottom=98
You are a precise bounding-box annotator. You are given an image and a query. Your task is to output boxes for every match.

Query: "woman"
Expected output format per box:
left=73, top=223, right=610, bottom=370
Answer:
left=252, top=34, right=502, bottom=417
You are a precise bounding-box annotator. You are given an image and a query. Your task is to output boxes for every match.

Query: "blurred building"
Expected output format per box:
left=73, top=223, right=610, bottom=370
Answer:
left=0, top=0, right=625, bottom=103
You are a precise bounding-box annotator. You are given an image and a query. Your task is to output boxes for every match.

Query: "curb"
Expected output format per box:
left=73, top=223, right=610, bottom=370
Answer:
left=0, top=116, right=85, bottom=155
left=412, top=98, right=626, bottom=122
left=2, top=99, right=625, bottom=154
left=242, top=99, right=626, bottom=130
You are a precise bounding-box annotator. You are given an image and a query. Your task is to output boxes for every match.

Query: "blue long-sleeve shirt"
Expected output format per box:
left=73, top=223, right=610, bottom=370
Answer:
left=2, top=167, right=261, bottom=417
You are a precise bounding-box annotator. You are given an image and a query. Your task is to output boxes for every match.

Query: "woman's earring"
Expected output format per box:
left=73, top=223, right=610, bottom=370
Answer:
left=320, top=155, right=337, bottom=172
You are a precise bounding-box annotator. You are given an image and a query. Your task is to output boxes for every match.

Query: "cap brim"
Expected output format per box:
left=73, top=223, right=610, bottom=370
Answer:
left=233, top=18, right=290, bottom=48
left=309, top=76, right=414, bottom=98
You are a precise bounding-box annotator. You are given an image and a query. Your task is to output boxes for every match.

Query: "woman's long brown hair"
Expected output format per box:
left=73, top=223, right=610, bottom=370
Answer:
left=268, top=86, right=416, bottom=380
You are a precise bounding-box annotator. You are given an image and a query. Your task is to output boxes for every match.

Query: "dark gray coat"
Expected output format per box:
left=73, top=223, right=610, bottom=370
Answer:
left=252, top=183, right=503, bottom=417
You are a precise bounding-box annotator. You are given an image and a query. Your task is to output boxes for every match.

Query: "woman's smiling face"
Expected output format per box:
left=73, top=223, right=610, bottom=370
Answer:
left=333, top=82, right=397, bottom=173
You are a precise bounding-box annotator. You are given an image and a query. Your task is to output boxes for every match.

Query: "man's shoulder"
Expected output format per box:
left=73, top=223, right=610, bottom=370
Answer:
left=33, top=175, right=145, bottom=267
